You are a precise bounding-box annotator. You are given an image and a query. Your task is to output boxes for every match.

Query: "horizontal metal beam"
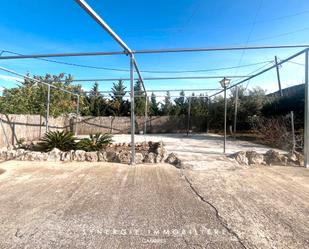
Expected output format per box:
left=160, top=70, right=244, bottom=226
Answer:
left=85, top=88, right=219, bottom=94
left=1, top=45, right=309, bottom=60
left=209, top=48, right=309, bottom=98
left=75, top=0, right=132, bottom=54
left=0, top=66, right=80, bottom=96
left=66, top=75, right=250, bottom=83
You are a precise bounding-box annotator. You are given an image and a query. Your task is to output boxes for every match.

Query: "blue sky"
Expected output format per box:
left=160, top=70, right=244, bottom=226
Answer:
left=0, top=0, right=308, bottom=97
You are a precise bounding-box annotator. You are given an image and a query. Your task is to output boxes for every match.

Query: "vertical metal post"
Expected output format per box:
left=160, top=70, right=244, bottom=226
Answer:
left=233, top=86, right=239, bottom=138
left=46, top=85, right=50, bottom=133
left=290, top=111, right=296, bottom=152
left=275, top=56, right=283, bottom=97
left=224, top=86, right=227, bottom=153
left=207, top=97, right=211, bottom=133
left=304, top=50, right=309, bottom=168
left=187, top=96, right=191, bottom=136
left=75, top=95, right=80, bottom=136
left=144, top=95, right=147, bottom=135
left=130, top=55, right=135, bottom=165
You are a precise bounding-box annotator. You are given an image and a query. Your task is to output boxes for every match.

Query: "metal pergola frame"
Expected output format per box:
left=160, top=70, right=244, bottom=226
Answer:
left=0, top=0, right=308, bottom=167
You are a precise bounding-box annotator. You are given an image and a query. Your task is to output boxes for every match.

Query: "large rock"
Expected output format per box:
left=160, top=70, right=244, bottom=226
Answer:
left=47, top=148, right=61, bottom=161
left=117, top=150, right=131, bottom=164
left=144, top=152, right=156, bottom=163
left=154, top=141, right=167, bottom=163
left=264, top=150, right=288, bottom=166
left=98, top=151, right=107, bottom=162
left=85, top=152, right=98, bottom=162
left=73, top=150, right=86, bottom=162
left=61, top=151, right=73, bottom=162
left=6, top=149, right=16, bottom=160
left=106, top=151, right=119, bottom=163
left=231, top=151, right=248, bottom=165
left=0, top=148, right=8, bottom=160
left=15, top=149, right=26, bottom=160
left=286, top=151, right=304, bottom=166
left=135, top=152, right=144, bottom=164
left=165, top=153, right=181, bottom=168
left=246, top=151, right=265, bottom=165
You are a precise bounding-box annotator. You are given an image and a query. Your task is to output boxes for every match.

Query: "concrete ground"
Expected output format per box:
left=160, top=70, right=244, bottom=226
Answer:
left=0, top=161, right=308, bottom=249
left=106, top=133, right=285, bottom=169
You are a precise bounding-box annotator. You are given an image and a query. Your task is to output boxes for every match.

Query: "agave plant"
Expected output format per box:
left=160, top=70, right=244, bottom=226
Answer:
left=77, top=133, right=113, bottom=152
left=37, top=131, right=76, bottom=152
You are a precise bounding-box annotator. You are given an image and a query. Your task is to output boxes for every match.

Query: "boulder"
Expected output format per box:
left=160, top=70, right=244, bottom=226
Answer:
left=264, top=150, right=288, bottom=166
left=85, top=151, right=98, bottom=162
left=61, top=151, right=73, bottom=162
left=0, top=148, right=8, bottom=160
left=231, top=151, right=248, bottom=165
left=143, top=152, right=156, bottom=163
left=47, top=148, right=61, bottom=162
left=154, top=141, right=167, bottom=163
left=117, top=150, right=131, bottom=164
left=15, top=149, right=26, bottom=160
left=6, top=149, right=16, bottom=160
left=106, top=151, right=119, bottom=163
left=73, top=150, right=86, bottom=162
left=246, top=151, right=265, bottom=165
left=165, top=153, right=181, bottom=168
left=98, top=151, right=107, bottom=162
left=135, top=152, right=144, bottom=164
left=286, top=151, right=304, bottom=166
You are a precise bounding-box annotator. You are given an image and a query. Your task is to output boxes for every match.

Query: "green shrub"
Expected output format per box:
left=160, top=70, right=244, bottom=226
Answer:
left=77, top=133, right=113, bottom=152
left=37, top=131, right=76, bottom=152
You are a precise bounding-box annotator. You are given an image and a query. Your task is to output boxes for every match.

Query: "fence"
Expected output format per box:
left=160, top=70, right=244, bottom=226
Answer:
left=0, top=113, right=207, bottom=147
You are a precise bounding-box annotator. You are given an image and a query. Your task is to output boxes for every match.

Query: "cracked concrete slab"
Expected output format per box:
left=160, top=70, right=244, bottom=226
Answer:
left=0, top=161, right=308, bottom=248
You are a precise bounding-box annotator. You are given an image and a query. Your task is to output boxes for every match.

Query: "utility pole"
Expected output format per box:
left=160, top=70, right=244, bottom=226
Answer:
left=275, top=56, right=283, bottom=97
left=233, top=86, right=239, bottom=138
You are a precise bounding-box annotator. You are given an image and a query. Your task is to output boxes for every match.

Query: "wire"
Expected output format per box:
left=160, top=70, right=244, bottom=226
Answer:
left=1, top=50, right=272, bottom=74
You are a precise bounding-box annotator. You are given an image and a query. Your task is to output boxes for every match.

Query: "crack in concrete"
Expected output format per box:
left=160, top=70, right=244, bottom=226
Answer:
left=181, top=170, right=248, bottom=249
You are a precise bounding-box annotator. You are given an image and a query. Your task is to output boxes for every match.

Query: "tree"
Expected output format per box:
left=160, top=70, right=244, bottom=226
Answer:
left=149, top=93, right=160, bottom=116
left=174, top=91, right=187, bottom=115
left=84, top=82, right=109, bottom=116
left=134, top=80, right=146, bottom=116
left=109, top=80, right=129, bottom=116
left=162, top=91, right=173, bottom=115
left=0, top=73, right=86, bottom=117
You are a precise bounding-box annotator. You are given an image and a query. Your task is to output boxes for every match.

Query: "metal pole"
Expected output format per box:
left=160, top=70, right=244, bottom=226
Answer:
left=75, top=95, right=80, bottom=136
left=304, top=50, right=309, bottom=168
left=46, top=85, right=50, bottom=133
left=65, top=76, right=249, bottom=82
left=187, top=97, right=191, bottom=136
left=234, top=86, right=239, bottom=138
left=75, top=0, right=132, bottom=54
left=224, top=86, right=227, bottom=153
left=144, top=96, right=147, bottom=135
left=275, top=56, right=283, bottom=96
left=2, top=45, right=309, bottom=60
left=290, top=111, right=296, bottom=152
left=207, top=97, right=211, bottom=133
left=130, top=55, right=135, bottom=165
